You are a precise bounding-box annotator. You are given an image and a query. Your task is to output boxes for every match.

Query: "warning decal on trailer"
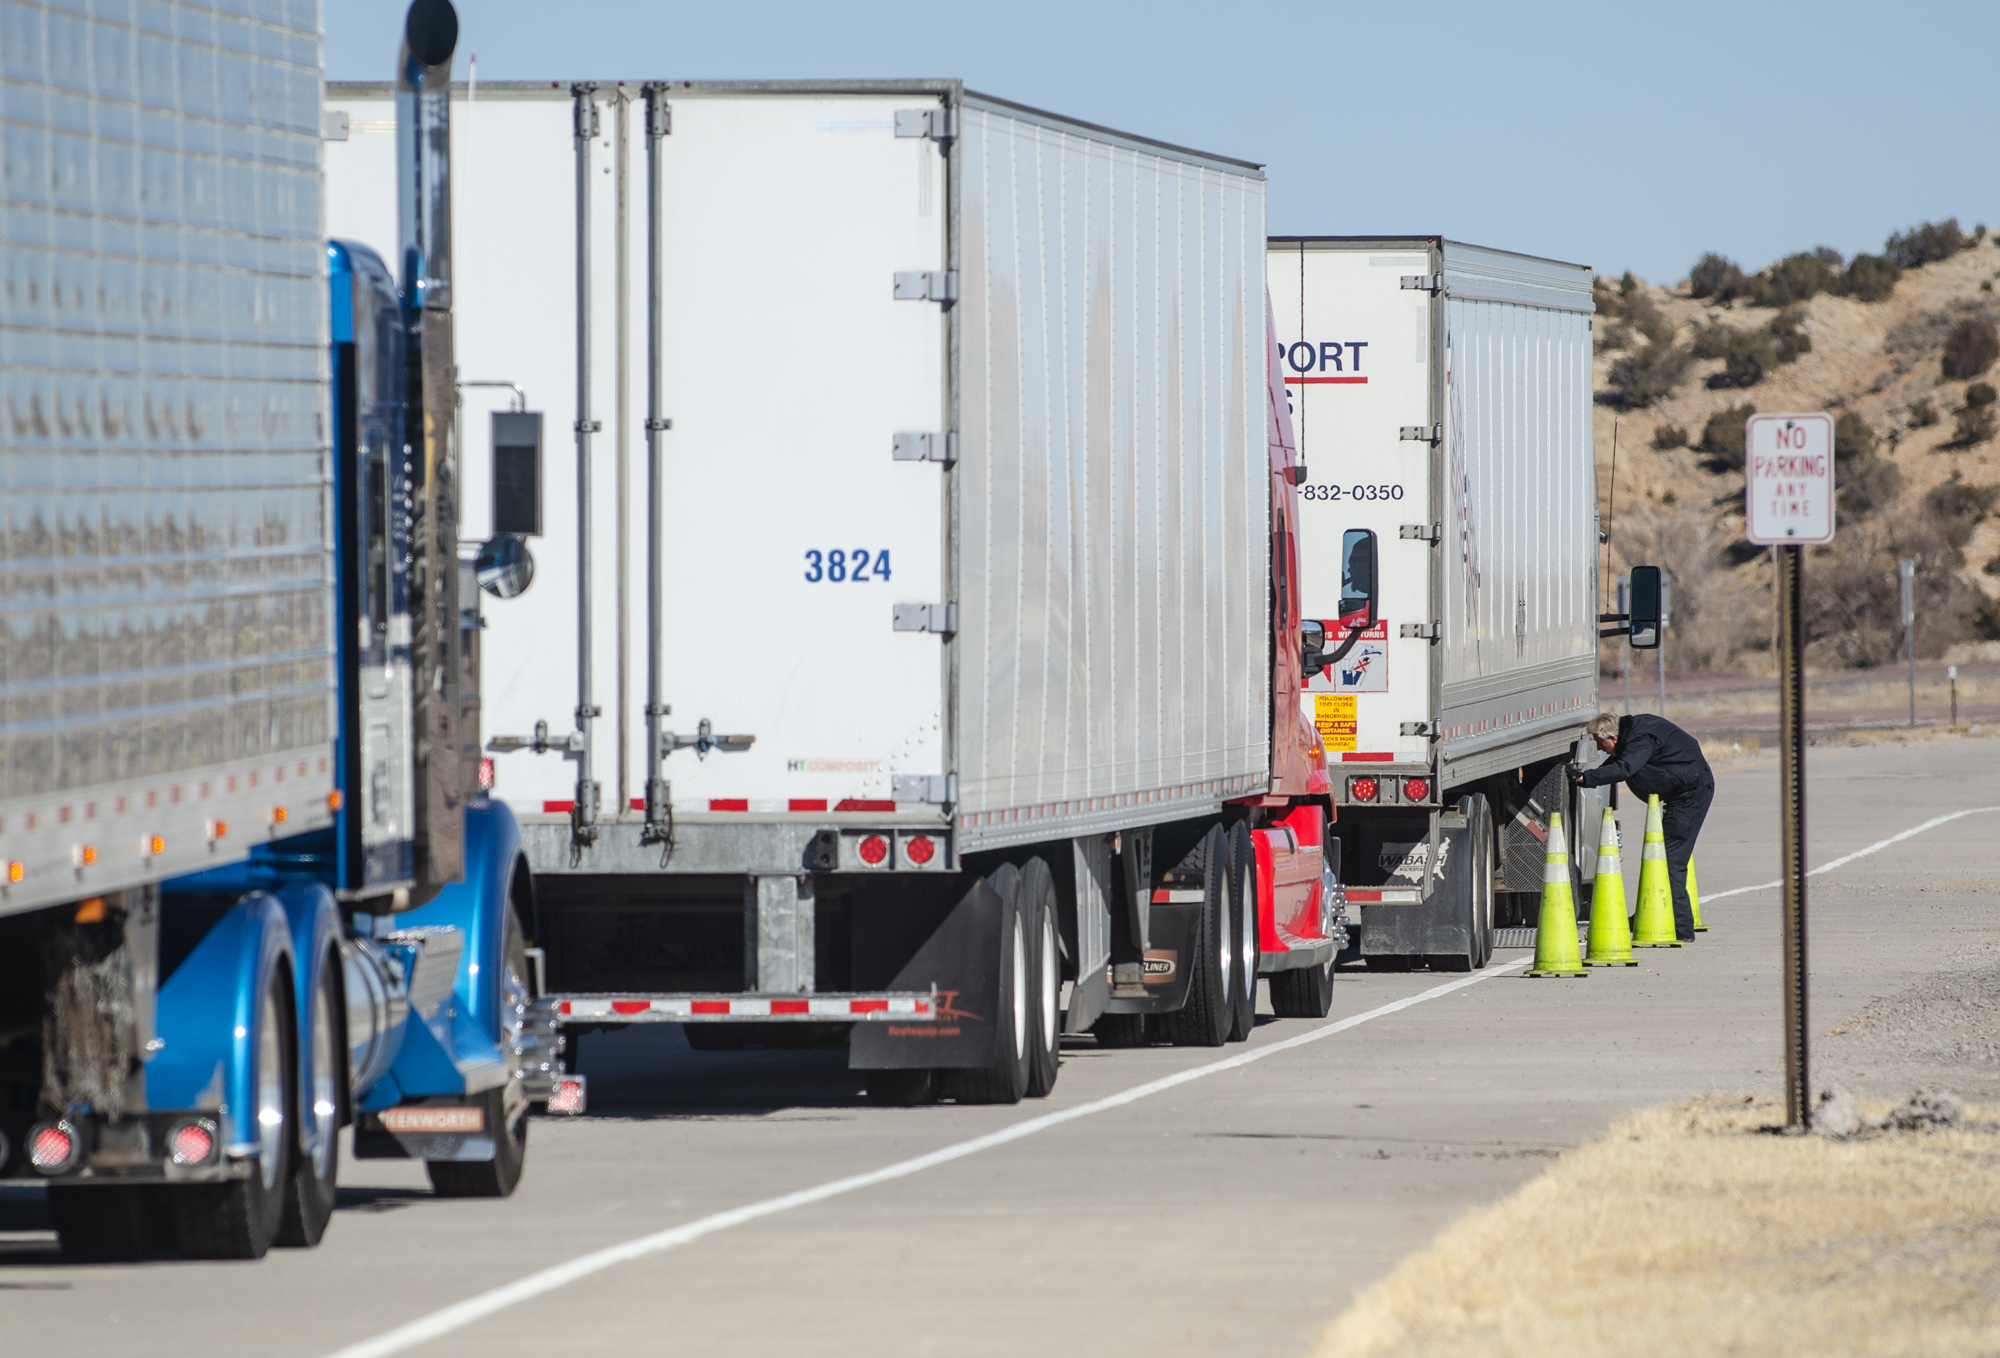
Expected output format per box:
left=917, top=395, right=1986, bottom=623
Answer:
left=1315, top=694, right=1358, bottom=751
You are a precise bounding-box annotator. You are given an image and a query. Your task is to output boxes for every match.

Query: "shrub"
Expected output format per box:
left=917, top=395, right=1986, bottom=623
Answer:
left=1969, top=382, right=1998, bottom=409
left=1592, top=276, right=1621, bottom=318
left=1841, top=455, right=1905, bottom=515
left=1942, top=317, right=2000, bottom=380
left=1689, top=320, right=1736, bottom=360
left=1843, top=253, right=1901, bottom=302
left=1621, top=289, right=1676, bottom=346
left=1754, top=252, right=1838, bottom=307
left=1953, top=404, right=1998, bottom=447
left=1813, top=245, right=1844, bottom=267
left=1697, top=404, right=1757, bottom=462
left=1770, top=307, right=1812, bottom=362
left=1604, top=341, right=1691, bottom=409
left=1923, top=472, right=1999, bottom=549
left=1688, top=252, right=1745, bottom=300
left=1834, top=411, right=1877, bottom=464
left=1886, top=218, right=1970, bottom=269
left=1708, top=313, right=1807, bottom=389
left=1910, top=398, right=1940, bottom=428
left=1652, top=423, right=1688, bottom=450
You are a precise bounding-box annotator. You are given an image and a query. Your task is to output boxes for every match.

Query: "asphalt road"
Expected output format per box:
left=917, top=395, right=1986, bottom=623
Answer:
left=4, top=736, right=1996, bottom=1357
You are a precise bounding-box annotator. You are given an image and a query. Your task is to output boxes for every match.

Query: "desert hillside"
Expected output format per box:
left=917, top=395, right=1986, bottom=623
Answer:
left=1590, top=221, right=2000, bottom=675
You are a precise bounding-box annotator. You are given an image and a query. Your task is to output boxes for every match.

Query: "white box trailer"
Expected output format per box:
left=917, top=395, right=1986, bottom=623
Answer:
left=1268, top=237, right=1606, bottom=965
left=326, top=79, right=1342, bottom=1105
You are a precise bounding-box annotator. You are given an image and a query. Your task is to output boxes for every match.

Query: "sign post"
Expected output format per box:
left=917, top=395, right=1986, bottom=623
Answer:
left=1745, top=412, right=1834, bottom=1130
left=1900, top=558, right=1916, bottom=728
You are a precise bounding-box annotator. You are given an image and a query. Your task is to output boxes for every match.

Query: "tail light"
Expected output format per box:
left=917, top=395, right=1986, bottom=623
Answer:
left=547, top=1075, right=587, bottom=1115
left=168, top=1117, right=219, bottom=1166
left=479, top=757, right=496, bottom=792
left=858, top=835, right=889, bottom=866
left=1402, top=778, right=1431, bottom=802
left=28, top=1120, right=78, bottom=1174
left=905, top=834, right=936, bottom=866
left=1347, top=776, right=1380, bottom=803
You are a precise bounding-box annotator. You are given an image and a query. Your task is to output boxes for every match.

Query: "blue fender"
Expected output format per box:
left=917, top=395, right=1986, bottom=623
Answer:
left=371, top=799, right=527, bottom=1102
left=149, top=894, right=296, bottom=1161
left=272, top=882, right=344, bottom=1169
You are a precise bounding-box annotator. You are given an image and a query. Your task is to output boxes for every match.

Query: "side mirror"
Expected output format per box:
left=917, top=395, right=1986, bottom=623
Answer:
left=1340, top=528, right=1377, bottom=629
left=476, top=533, right=535, bottom=598
left=1301, top=619, right=1327, bottom=677
left=491, top=411, right=544, bottom=536
left=1627, top=564, right=1661, bottom=649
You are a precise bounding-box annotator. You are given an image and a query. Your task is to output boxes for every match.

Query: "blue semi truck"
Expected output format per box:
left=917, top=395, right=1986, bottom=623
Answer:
left=0, top=0, right=548, bottom=1260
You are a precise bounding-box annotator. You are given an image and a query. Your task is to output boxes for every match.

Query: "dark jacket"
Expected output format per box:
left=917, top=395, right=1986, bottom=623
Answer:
left=1578, top=714, right=1711, bottom=800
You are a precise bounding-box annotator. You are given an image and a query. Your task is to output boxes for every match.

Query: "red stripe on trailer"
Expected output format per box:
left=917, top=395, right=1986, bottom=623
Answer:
left=543, top=800, right=575, bottom=812
left=835, top=799, right=897, bottom=812
left=556, top=1001, right=573, bottom=1015
left=1284, top=376, right=1368, bottom=385
left=788, top=799, right=828, bottom=812
left=691, top=1000, right=729, bottom=1014
left=771, top=999, right=809, bottom=1015
left=852, top=999, right=887, bottom=1013
left=708, top=799, right=749, bottom=811
left=1345, top=890, right=1382, bottom=902
left=611, top=1001, right=650, bottom=1015
left=1341, top=753, right=1394, bottom=762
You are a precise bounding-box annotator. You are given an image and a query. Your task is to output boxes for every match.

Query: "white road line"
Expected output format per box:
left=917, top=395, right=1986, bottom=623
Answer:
left=1700, top=806, right=2000, bottom=902
left=322, top=958, right=1531, bottom=1358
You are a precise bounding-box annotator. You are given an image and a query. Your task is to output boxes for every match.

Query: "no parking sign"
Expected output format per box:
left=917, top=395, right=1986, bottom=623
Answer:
left=1745, top=413, right=1835, bottom=544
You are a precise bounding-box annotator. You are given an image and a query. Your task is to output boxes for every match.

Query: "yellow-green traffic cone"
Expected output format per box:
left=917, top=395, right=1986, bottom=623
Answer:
left=1526, top=811, right=1588, bottom=977
left=1631, top=794, right=1683, bottom=947
left=1584, top=805, right=1636, bottom=966
left=1689, top=859, right=1707, bottom=931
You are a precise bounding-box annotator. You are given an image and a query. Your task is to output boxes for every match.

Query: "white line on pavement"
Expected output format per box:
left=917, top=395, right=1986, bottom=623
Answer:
left=1701, top=806, right=2000, bottom=902
left=322, top=958, right=1532, bottom=1358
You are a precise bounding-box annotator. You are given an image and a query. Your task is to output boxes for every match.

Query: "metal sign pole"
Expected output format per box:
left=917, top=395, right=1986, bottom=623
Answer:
left=1778, top=544, right=1809, bottom=1128
left=1900, top=558, right=1916, bottom=728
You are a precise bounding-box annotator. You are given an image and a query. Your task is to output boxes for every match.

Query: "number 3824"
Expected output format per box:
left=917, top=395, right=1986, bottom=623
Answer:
left=804, top=549, right=891, bottom=583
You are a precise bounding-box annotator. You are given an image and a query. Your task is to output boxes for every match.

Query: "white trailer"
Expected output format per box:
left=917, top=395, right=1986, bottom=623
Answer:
left=1269, top=237, right=1605, bottom=967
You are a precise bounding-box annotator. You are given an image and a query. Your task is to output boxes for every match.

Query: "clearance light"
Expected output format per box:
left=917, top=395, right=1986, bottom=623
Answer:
left=74, top=844, right=97, bottom=867
left=6, top=861, right=21, bottom=883
left=168, top=1117, right=218, bottom=1166
left=905, top=834, right=937, bottom=866
left=857, top=835, right=890, bottom=866
left=148, top=834, right=166, bottom=856
left=28, top=1120, right=78, bottom=1174
left=479, top=757, right=496, bottom=792
left=1348, top=776, right=1380, bottom=803
left=271, top=806, right=288, bottom=824
left=1402, top=778, right=1431, bottom=803
left=207, top=819, right=229, bottom=841
left=327, top=789, right=344, bottom=812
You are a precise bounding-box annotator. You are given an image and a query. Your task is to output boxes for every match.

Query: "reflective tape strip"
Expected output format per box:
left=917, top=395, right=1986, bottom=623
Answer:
left=548, top=994, right=934, bottom=1021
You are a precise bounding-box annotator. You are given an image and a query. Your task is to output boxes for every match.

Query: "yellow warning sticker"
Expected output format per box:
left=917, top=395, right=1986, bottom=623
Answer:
left=1315, top=694, right=1357, bottom=752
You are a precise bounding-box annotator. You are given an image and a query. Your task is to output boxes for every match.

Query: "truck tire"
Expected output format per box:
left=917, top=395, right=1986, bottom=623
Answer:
left=278, top=947, right=343, bottom=1247
left=1158, top=826, right=1231, bottom=1047
left=1466, top=795, right=1496, bottom=970
left=428, top=909, right=530, bottom=1198
left=1021, top=858, right=1062, bottom=1097
left=169, top=970, right=295, bottom=1259
left=1225, top=822, right=1258, bottom=1043
left=943, top=865, right=1031, bottom=1105
left=1270, top=834, right=1340, bottom=1019
left=49, top=1185, right=166, bottom=1262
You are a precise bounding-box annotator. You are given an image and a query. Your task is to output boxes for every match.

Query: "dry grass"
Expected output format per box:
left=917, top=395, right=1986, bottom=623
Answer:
left=1311, top=1096, right=2000, bottom=1358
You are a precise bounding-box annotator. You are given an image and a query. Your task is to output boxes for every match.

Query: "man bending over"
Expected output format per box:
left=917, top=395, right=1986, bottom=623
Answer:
left=1572, top=712, right=1712, bottom=942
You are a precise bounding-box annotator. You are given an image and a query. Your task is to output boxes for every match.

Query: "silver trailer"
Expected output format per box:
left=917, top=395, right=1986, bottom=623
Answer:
left=1269, top=237, right=1605, bottom=966
left=325, top=79, right=1293, bottom=1101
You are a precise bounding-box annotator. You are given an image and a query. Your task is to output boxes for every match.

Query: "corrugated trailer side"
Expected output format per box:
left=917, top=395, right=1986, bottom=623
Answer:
left=0, top=2, right=335, bottom=916
left=955, top=96, right=1270, bottom=852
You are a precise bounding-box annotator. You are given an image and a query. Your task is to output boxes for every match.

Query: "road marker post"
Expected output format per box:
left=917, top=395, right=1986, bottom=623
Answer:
left=1746, top=412, right=1834, bottom=1131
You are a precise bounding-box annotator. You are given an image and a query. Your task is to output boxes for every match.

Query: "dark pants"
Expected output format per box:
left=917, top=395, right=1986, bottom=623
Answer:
left=1660, top=776, right=1714, bottom=941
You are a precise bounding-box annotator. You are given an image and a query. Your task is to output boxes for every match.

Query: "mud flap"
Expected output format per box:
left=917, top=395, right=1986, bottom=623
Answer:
left=1098, top=903, right=1199, bottom=1015
left=1360, top=813, right=1472, bottom=959
left=849, top=877, right=1004, bottom=1072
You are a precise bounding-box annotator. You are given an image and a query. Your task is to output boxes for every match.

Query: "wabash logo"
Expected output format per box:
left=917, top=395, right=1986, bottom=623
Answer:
left=1284, top=340, right=1370, bottom=385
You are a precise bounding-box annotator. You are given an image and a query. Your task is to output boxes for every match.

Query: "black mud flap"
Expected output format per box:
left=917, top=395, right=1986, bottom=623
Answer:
left=849, top=877, right=1003, bottom=1072
left=1360, top=812, right=1472, bottom=960
left=1099, top=902, right=1199, bottom=1016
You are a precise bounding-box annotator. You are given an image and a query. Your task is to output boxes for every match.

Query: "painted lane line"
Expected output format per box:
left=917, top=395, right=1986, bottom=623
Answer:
left=323, top=958, right=1530, bottom=1358
left=1701, top=806, right=2000, bottom=903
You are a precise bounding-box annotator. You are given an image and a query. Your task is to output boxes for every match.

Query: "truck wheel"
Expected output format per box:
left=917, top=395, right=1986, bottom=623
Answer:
left=1225, top=823, right=1258, bottom=1043
left=278, top=947, right=343, bottom=1247
left=943, top=865, right=1030, bottom=1105
left=1466, top=795, right=1496, bottom=970
left=428, top=909, right=530, bottom=1198
left=49, top=1185, right=166, bottom=1262
left=1158, top=825, right=1231, bottom=1047
left=1022, top=858, right=1062, bottom=1097
left=1091, top=1012, right=1149, bottom=1047
left=170, top=971, right=295, bottom=1259
left=1269, top=954, right=1334, bottom=1018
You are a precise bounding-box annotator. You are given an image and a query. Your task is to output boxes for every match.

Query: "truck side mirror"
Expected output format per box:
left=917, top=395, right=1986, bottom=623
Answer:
left=476, top=533, right=535, bottom=598
left=1627, top=564, right=1661, bottom=649
left=1301, top=619, right=1328, bottom=677
left=492, top=411, right=543, bottom=536
left=1340, top=528, right=1377, bottom=629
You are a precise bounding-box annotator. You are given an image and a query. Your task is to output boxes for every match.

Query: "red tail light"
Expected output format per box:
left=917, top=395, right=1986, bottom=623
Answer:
left=858, top=835, right=889, bottom=866
left=479, top=757, right=496, bottom=792
left=547, top=1076, right=587, bottom=1115
left=168, top=1118, right=218, bottom=1166
left=905, top=835, right=936, bottom=866
left=1348, top=776, right=1379, bottom=803
left=28, top=1120, right=77, bottom=1174
left=1402, top=778, right=1430, bottom=802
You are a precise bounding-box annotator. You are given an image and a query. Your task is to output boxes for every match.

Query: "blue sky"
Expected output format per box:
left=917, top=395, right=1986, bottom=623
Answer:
left=328, top=1, right=2000, bottom=285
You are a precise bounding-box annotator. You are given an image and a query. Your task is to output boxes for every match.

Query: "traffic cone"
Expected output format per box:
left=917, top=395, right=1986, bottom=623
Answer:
left=1526, top=811, right=1588, bottom=978
left=1631, top=794, right=1683, bottom=947
left=1689, top=859, right=1707, bottom=932
left=1584, top=805, right=1636, bottom=966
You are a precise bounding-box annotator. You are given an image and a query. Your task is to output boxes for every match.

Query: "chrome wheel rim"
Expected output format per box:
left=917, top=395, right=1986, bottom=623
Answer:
left=1038, top=910, right=1058, bottom=1053
left=1009, top=916, right=1028, bottom=1060
left=309, top=978, right=336, bottom=1177
left=256, top=988, right=285, bottom=1191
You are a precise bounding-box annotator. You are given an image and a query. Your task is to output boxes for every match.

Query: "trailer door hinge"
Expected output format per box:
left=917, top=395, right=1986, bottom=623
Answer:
left=894, top=107, right=958, bottom=142
left=1399, top=522, right=1440, bottom=542
left=891, top=773, right=957, bottom=804
left=893, top=431, right=959, bottom=465
left=893, top=602, right=958, bottom=635
left=1400, top=273, right=1442, bottom=294
left=1401, top=721, right=1437, bottom=738
left=1400, top=622, right=1440, bottom=641
left=1399, top=424, right=1441, bottom=445
left=893, top=271, right=958, bottom=304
